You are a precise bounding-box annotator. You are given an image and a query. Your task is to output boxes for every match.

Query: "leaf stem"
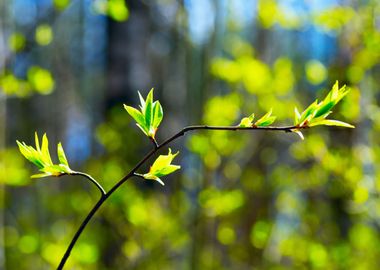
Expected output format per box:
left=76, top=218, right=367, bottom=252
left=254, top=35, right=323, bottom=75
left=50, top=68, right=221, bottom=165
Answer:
left=69, top=172, right=106, bottom=197
left=57, top=124, right=303, bottom=269
left=149, top=137, right=159, bottom=149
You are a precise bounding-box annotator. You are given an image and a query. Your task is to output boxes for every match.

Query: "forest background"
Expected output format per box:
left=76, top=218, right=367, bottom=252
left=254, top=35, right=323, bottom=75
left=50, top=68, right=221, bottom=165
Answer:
left=1, top=0, right=379, bottom=269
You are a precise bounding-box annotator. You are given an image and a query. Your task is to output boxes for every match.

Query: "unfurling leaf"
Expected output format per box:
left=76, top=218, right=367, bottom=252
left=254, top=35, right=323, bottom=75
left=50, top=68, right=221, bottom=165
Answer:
left=254, top=109, right=276, bottom=127
left=124, top=88, right=163, bottom=139
left=294, top=107, right=301, bottom=125
left=239, top=113, right=254, bottom=127
left=16, top=132, right=73, bottom=179
left=57, top=142, right=69, bottom=166
left=239, top=117, right=252, bottom=127
left=142, top=148, right=180, bottom=186
left=308, top=119, right=355, bottom=128
left=293, top=81, right=354, bottom=137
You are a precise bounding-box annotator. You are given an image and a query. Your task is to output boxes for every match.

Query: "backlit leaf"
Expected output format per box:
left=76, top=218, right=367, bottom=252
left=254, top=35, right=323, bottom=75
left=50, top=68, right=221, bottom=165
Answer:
left=57, top=143, right=69, bottom=166
left=308, top=119, right=355, bottom=128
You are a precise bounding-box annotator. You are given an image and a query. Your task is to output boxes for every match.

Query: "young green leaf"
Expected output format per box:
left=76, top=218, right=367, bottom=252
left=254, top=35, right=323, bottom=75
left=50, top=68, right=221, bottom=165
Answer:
left=239, top=113, right=254, bottom=127
left=152, top=101, right=163, bottom=129
left=239, top=117, right=252, bottom=127
left=308, top=119, right=355, bottom=128
left=299, top=100, right=318, bottom=125
left=16, top=133, right=73, bottom=179
left=124, top=105, right=149, bottom=136
left=57, top=143, right=69, bottom=166
left=294, top=107, right=301, bottom=125
left=142, top=148, right=181, bottom=185
left=254, top=109, right=276, bottom=127
left=295, top=81, right=354, bottom=134
left=41, top=133, right=53, bottom=166
left=144, top=89, right=154, bottom=130
left=124, top=88, right=164, bottom=139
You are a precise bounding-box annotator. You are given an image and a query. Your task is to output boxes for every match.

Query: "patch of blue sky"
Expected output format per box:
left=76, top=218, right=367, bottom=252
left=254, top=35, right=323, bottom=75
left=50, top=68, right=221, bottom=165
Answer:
left=12, top=0, right=37, bottom=26
left=184, top=0, right=215, bottom=45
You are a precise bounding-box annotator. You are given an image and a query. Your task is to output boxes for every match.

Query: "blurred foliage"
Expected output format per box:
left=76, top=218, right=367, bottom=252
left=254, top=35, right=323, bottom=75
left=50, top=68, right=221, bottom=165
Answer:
left=1, top=0, right=380, bottom=269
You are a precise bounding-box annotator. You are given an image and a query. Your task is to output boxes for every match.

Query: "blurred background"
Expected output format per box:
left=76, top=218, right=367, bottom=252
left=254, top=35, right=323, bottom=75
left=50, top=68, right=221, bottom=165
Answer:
left=0, top=0, right=379, bottom=269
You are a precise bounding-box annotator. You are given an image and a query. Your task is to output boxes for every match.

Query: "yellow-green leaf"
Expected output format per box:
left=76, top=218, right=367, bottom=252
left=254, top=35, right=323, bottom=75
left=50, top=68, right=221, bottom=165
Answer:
left=41, top=133, right=53, bottom=166
left=144, top=89, right=154, bottom=129
left=57, top=142, right=69, bottom=166
left=31, top=173, right=52, bottom=178
left=152, top=101, right=163, bottom=129
left=239, top=117, right=252, bottom=127
left=309, top=119, right=355, bottom=128
left=124, top=105, right=146, bottom=128
left=255, top=109, right=276, bottom=126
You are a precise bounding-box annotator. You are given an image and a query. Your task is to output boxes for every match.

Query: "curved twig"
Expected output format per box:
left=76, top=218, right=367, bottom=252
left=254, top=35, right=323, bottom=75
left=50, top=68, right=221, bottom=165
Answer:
left=69, top=171, right=106, bottom=197
left=57, top=124, right=301, bottom=269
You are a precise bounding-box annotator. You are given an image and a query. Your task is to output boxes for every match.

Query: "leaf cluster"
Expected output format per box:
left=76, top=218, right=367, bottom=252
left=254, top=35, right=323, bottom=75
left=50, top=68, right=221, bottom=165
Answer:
left=293, top=81, right=354, bottom=139
left=124, top=89, right=163, bottom=139
left=141, top=148, right=181, bottom=185
left=239, top=109, right=276, bottom=127
left=16, top=133, right=72, bottom=178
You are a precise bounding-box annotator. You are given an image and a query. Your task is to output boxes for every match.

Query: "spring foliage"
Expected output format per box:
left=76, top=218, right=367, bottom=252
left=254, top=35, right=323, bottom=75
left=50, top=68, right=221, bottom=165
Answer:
left=17, top=82, right=353, bottom=184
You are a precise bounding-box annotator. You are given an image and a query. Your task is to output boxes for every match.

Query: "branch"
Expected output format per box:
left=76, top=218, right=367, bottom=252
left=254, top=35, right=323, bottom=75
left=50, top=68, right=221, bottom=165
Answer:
left=57, top=124, right=302, bottom=269
left=69, top=172, right=106, bottom=197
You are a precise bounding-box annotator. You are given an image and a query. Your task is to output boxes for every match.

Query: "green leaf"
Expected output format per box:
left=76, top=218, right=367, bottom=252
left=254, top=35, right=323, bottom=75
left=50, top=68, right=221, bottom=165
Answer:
left=124, top=105, right=146, bottom=128
left=299, top=100, right=318, bottom=124
left=16, top=141, right=44, bottom=169
left=17, top=133, right=73, bottom=179
left=314, top=101, right=334, bottom=118
left=152, top=101, right=163, bottom=129
left=294, top=107, right=301, bottom=125
left=136, top=123, right=149, bottom=136
left=137, top=91, right=146, bottom=109
left=154, top=165, right=181, bottom=177
left=141, top=148, right=180, bottom=185
left=256, top=116, right=276, bottom=127
left=31, top=173, right=52, bottom=178
left=125, top=89, right=165, bottom=138
left=255, top=109, right=276, bottom=126
left=41, top=133, right=53, bottom=166
left=144, top=89, right=154, bottom=129
left=57, top=142, right=69, bottom=166
left=34, top=132, right=41, bottom=152
left=239, top=113, right=254, bottom=127
left=41, top=165, right=65, bottom=175
left=309, top=119, right=355, bottom=128
left=239, top=117, right=252, bottom=127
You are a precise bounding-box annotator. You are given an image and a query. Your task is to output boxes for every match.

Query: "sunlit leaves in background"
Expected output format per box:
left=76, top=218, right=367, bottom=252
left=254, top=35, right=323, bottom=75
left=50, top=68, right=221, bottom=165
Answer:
left=0, top=66, right=55, bottom=97
left=53, top=0, right=71, bottom=10
left=124, top=89, right=163, bottom=139
left=141, top=148, right=181, bottom=186
left=4, top=0, right=380, bottom=269
left=0, top=149, right=30, bottom=185
left=27, top=66, right=55, bottom=95
left=305, top=60, right=327, bottom=85
left=17, top=133, right=72, bottom=178
left=35, top=25, right=54, bottom=46
left=8, top=32, right=26, bottom=52
left=313, top=6, right=355, bottom=32
left=93, top=0, right=130, bottom=22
